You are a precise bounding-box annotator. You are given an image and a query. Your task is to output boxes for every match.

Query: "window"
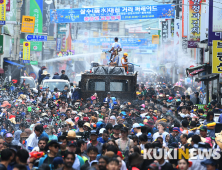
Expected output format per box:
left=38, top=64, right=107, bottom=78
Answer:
left=88, top=80, right=105, bottom=91
left=109, top=23, right=119, bottom=32
left=95, top=82, right=105, bottom=91
left=110, top=82, right=123, bottom=91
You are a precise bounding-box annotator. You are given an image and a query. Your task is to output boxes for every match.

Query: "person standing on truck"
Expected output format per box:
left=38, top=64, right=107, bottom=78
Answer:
left=121, top=53, right=129, bottom=72
left=52, top=72, right=60, bottom=79
left=60, top=70, right=70, bottom=81
left=38, top=66, right=47, bottom=85
left=109, top=37, right=122, bottom=65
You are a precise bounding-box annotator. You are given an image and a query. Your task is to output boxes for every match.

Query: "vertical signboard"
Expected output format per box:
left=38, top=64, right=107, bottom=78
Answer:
left=174, top=19, right=180, bottom=52
left=21, top=16, right=35, bottom=33
left=208, top=0, right=220, bottom=46
left=0, top=35, right=3, bottom=54
left=6, top=0, right=10, bottom=11
left=56, top=38, right=61, bottom=51
left=162, top=21, right=168, bottom=43
left=30, top=0, right=43, bottom=51
left=23, top=42, right=30, bottom=63
left=182, top=0, right=188, bottom=37
left=43, top=0, right=54, bottom=37
left=212, top=40, right=222, bottom=73
left=213, top=0, right=222, bottom=32
left=189, top=0, right=202, bottom=42
left=152, top=35, right=159, bottom=44
left=176, top=0, right=182, bottom=18
left=0, top=0, right=6, bottom=24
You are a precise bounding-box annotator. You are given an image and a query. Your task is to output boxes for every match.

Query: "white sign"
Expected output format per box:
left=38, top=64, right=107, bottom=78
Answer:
left=213, top=0, right=222, bottom=32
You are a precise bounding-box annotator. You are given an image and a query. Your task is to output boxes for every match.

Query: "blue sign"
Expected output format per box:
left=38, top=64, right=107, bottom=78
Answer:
left=26, top=35, right=48, bottom=41
left=50, top=5, right=175, bottom=23
left=23, top=60, right=30, bottom=64
left=56, top=38, right=61, bottom=51
left=0, top=21, right=5, bottom=25
left=72, top=38, right=158, bottom=50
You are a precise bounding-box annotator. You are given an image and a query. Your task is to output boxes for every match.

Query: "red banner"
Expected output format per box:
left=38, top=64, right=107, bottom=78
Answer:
left=6, top=0, right=10, bottom=11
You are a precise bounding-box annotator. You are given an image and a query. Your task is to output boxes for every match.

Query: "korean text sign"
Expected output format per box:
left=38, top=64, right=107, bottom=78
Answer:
left=189, top=0, right=202, bottom=41
left=0, top=0, right=6, bottom=21
left=212, top=40, right=222, bottom=73
left=50, top=5, right=175, bottom=23
left=23, top=42, right=30, bottom=64
left=21, top=16, right=35, bottom=33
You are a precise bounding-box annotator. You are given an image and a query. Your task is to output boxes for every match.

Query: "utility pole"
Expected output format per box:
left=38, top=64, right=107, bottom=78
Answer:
left=14, top=0, right=23, bottom=60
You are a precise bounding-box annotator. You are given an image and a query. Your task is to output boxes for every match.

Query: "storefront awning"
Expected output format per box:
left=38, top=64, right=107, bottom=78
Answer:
left=195, top=73, right=219, bottom=82
left=186, top=64, right=207, bottom=77
left=4, top=59, right=25, bottom=68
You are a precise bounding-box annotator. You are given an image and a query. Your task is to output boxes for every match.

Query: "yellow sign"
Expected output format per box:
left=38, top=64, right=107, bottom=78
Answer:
left=152, top=35, right=159, bottom=44
left=23, top=42, right=30, bottom=63
left=103, top=22, right=108, bottom=32
left=212, top=40, right=222, bottom=73
left=0, top=0, right=6, bottom=21
left=21, top=16, right=35, bottom=33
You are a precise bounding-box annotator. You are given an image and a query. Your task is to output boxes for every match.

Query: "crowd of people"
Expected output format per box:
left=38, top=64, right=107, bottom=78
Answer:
left=0, top=76, right=221, bottom=170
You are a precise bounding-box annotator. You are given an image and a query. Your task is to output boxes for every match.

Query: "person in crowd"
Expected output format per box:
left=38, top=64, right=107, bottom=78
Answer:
left=60, top=70, right=70, bottom=81
left=38, top=140, right=60, bottom=169
left=0, top=149, right=14, bottom=170
left=87, top=130, right=103, bottom=154
left=26, top=125, right=43, bottom=151
left=52, top=72, right=60, bottom=79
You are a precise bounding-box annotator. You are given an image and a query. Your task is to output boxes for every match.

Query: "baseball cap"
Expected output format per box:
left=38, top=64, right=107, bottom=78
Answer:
left=90, top=130, right=97, bottom=135
left=113, top=125, right=120, bottom=130
left=83, top=117, right=89, bottom=122
left=52, top=157, right=64, bottom=167
left=110, top=116, right=116, bottom=120
left=5, top=133, right=13, bottom=138
left=68, top=141, right=77, bottom=147
left=173, top=127, right=181, bottom=133
left=201, top=158, right=217, bottom=167
left=199, top=126, right=207, bottom=131
left=133, top=123, right=141, bottom=129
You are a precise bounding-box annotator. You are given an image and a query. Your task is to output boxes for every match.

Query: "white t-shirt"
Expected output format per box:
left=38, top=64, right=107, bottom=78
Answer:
left=112, top=42, right=121, bottom=51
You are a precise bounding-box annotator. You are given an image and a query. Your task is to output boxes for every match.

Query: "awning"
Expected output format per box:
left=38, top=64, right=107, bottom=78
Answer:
left=195, top=73, right=219, bottom=82
left=0, top=68, right=4, bottom=74
left=186, top=64, right=207, bottom=77
left=4, top=59, right=25, bottom=68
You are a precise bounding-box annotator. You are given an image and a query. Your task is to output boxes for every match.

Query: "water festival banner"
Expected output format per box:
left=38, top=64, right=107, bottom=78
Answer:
left=50, top=5, right=175, bottom=23
left=72, top=38, right=158, bottom=49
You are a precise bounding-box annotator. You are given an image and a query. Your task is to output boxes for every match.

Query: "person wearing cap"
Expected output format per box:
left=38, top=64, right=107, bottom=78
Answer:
left=133, top=123, right=142, bottom=137
left=52, top=157, right=64, bottom=170
left=26, top=124, right=43, bottom=151
left=115, top=127, right=133, bottom=157
left=103, top=92, right=111, bottom=104
left=38, top=140, right=60, bottom=169
left=60, top=70, right=70, bottom=82
left=189, top=142, right=212, bottom=170
left=87, top=130, right=102, bottom=154
left=4, top=133, right=13, bottom=146
left=121, top=53, right=129, bottom=72
left=97, top=130, right=109, bottom=144
left=66, top=141, right=85, bottom=170
left=110, top=124, right=120, bottom=140
left=52, top=72, right=60, bottom=79
left=168, top=127, right=181, bottom=146
left=201, top=157, right=218, bottom=170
